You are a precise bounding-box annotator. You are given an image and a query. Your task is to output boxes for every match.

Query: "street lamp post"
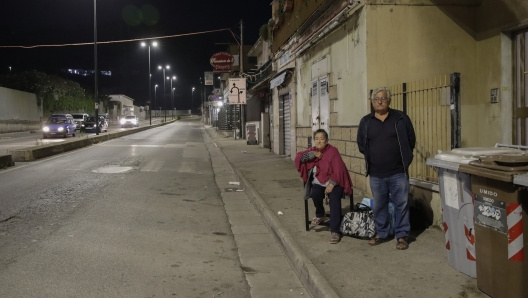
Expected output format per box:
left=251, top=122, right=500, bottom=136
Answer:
left=168, top=76, right=176, bottom=119
left=172, top=87, right=176, bottom=119
left=141, top=41, right=158, bottom=125
left=94, top=0, right=99, bottom=135
left=158, top=65, right=170, bottom=122
left=192, top=87, right=195, bottom=112
left=154, top=84, right=158, bottom=117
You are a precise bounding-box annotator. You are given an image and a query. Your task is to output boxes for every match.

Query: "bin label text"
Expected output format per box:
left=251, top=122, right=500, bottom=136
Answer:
left=474, top=194, right=507, bottom=234
left=479, top=188, right=498, bottom=197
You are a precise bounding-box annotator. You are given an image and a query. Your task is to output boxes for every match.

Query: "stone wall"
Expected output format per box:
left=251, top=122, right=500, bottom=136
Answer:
left=0, top=86, right=43, bottom=133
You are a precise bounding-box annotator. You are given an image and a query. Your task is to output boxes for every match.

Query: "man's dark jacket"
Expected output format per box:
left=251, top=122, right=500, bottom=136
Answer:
left=357, top=109, right=416, bottom=176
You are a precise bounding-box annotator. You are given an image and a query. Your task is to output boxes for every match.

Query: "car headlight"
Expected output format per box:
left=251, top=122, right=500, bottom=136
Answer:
left=132, top=119, right=137, bottom=124
left=81, top=124, right=85, bottom=127
left=58, top=127, right=64, bottom=132
left=43, top=127, right=49, bottom=132
left=120, top=119, right=126, bottom=124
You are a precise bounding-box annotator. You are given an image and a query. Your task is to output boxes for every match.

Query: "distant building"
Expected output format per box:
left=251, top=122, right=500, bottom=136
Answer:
left=61, top=69, right=112, bottom=77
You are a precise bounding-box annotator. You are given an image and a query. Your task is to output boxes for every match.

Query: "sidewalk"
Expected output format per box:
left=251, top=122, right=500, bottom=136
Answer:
left=204, top=125, right=487, bottom=298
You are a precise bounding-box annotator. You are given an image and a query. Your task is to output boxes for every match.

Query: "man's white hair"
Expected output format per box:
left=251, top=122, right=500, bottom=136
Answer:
left=371, top=87, right=391, bottom=100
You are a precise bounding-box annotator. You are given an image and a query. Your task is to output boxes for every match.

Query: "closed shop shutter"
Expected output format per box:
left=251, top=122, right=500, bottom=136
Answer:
left=283, top=96, right=291, bottom=156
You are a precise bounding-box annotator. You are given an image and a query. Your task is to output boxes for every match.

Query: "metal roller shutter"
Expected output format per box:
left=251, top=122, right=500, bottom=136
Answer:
left=283, top=96, right=291, bottom=156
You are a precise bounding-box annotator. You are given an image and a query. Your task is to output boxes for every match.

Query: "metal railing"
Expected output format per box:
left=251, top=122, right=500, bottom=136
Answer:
left=386, top=73, right=460, bottom=183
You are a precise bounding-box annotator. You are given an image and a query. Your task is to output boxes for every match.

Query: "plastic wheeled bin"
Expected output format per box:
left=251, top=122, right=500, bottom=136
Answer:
left=426, top=147, right=522, bottom=278
left=246, top=123, right=258, bottom=145
left=459, top=154, right=528, bottom=298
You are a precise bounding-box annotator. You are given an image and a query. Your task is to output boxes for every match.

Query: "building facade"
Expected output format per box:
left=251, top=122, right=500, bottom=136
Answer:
left=268, top=0, right=528, bottom=227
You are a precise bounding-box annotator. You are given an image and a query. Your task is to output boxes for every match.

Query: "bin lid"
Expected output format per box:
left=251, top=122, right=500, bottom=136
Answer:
left=433, top=152, right=476, bottom=164
left=459, top=153, right=528, bottom=182
left=514, top=174, right=528, bottom=186
left=450, top=147, right=522, bottom=156
left=432, top=147, right=522, bottom=164
left=426, top=158, right=461, bottom=171
left=469, top=153, right=528, bottom=171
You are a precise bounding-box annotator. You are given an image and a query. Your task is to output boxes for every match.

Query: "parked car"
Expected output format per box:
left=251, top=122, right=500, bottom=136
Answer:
left=84, top=116, right=108, bottom=132
left=121, top=115, right=139, bottom=128
left=71, top=113, right=90, bottom=131
left=42, top=114, right=77, bottom=138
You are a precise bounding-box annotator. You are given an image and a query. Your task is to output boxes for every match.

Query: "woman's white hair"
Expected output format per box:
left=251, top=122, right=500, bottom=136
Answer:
left=371, top=87, right=391, bottom=100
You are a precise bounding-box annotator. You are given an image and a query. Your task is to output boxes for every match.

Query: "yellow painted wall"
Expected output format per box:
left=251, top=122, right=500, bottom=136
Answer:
left=292, top=0, right=527, bottom=148
left=295, top=49, right=315, bottom=127
left=295, top=7, right=368, bottom=127
left=476, top=35, right=503, bottom=146
left=366, top=4, right=484, bottom=146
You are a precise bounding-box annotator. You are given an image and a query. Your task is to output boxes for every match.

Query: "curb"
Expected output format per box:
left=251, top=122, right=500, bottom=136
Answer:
left=204, top=127, right=340, bottom=298
left=10, top=120, right=177, bottom=162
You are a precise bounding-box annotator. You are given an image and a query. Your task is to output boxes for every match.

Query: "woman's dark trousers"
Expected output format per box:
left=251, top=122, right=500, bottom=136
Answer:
left=310, top=184, right=344, bottom=233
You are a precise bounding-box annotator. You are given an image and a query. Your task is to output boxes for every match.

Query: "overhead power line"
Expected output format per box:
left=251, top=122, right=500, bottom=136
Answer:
left=0, top=28, right=236, bottom=49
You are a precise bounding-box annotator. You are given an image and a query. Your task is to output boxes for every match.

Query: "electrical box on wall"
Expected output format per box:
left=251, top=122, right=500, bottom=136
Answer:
left=490, top=88, right=499, bottom=104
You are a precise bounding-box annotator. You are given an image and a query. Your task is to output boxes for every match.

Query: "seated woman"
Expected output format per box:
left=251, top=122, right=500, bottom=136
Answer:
left=295, top=129, right=353, bottom=244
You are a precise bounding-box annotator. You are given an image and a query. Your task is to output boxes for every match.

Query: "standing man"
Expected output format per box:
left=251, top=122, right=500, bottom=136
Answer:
left=357, top=87, right=416, bottom=250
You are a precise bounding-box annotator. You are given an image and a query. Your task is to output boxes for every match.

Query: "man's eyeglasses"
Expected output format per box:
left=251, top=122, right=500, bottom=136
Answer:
left=372, top=97, right=389, bottom=102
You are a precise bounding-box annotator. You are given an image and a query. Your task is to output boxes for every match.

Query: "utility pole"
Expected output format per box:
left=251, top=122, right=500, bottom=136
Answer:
left=148, top=46, right=151, bottom=125
left=200, top=77, right=205, bottom=122
left=240, top=19, right=245, bottom=140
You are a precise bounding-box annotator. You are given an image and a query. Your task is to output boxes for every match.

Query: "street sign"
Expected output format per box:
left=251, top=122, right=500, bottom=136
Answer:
left=204, top=71, right=213, bottom=85
left=210, top=52, right=235, bottom=70
left=228, top=78, right=246, bottom=105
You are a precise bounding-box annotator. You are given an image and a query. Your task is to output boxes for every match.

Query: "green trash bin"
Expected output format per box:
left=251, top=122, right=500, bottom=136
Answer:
left=459, top=154, right=528, bottom=298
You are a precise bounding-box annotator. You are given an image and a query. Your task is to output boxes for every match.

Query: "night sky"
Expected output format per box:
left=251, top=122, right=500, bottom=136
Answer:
left=0, top=1, right=271, bottom=109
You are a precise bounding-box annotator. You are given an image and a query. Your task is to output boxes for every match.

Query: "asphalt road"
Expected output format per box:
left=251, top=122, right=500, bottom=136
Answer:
left=0, top=118, right=251, bottom=297
left=0, top=118, right=164, bottom=154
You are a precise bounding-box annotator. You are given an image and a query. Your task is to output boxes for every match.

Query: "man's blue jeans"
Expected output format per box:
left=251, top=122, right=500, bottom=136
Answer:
left=369, top=172, right=410, bottom=240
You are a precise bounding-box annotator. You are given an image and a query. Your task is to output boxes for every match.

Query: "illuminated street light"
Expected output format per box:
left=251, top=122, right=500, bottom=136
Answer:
left=141, top=41, right=158, bottom=125
left=192, top=87, right=196, bottom=109
left=158, top=65, right=170, bottom=122
left=168, top=76, right=177, bottom=114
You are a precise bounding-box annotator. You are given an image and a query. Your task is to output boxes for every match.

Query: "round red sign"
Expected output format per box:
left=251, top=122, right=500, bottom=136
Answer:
left=210, top=52, right=235, bottom=70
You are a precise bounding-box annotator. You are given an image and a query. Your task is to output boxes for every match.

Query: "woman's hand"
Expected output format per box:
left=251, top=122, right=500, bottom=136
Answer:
left=314, top=151, right=322, bottom=159
left=324, top=184, right=334, bottom=194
